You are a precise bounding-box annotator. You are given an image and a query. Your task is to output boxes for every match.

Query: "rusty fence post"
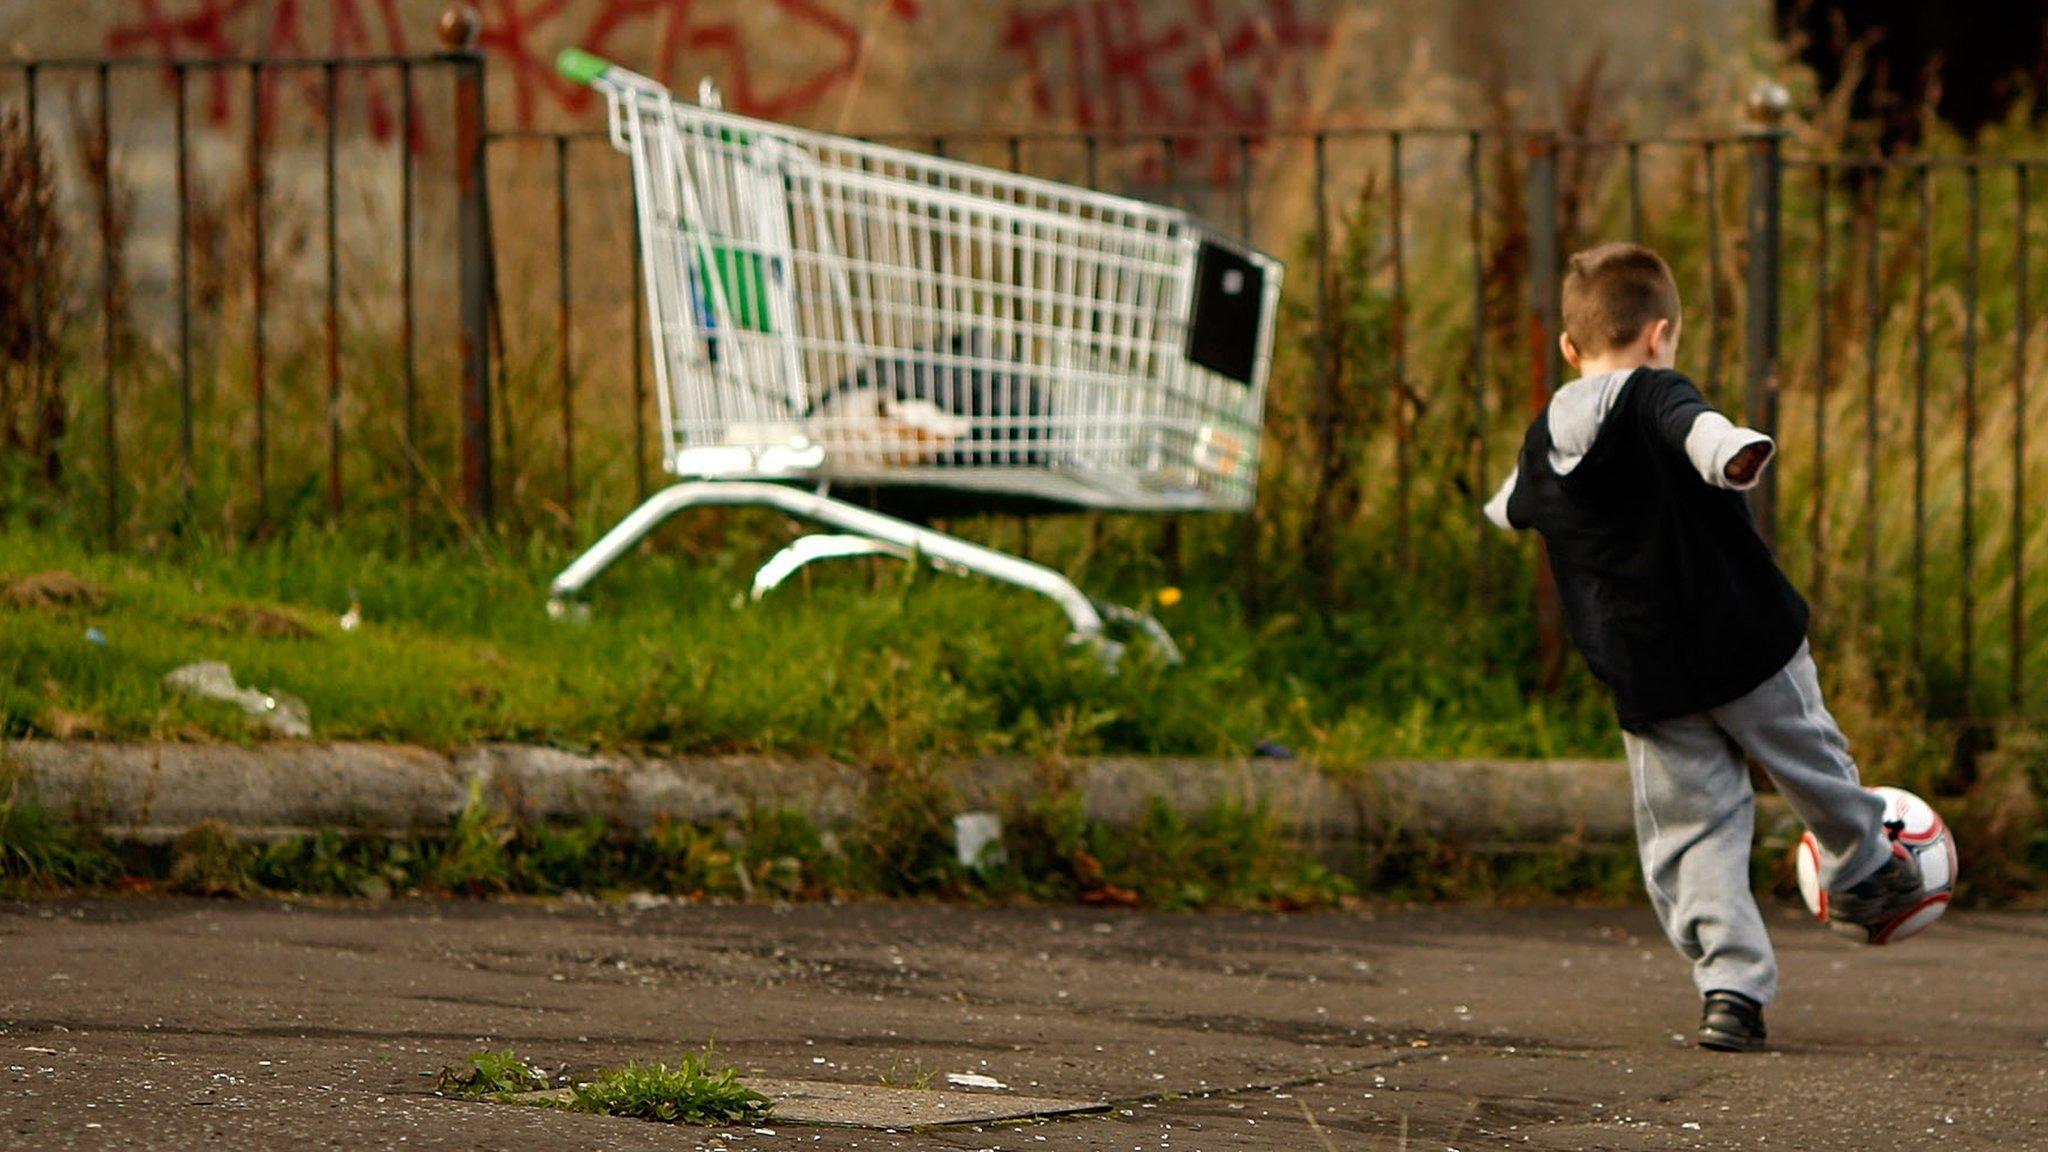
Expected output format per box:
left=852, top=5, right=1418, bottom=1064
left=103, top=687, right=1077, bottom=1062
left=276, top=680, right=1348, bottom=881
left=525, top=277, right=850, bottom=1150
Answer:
left=1744, top=84, right=1789, bottom=549
left=1525, top=131, right=1564, bottom=691
left=446, top=6, right=494, bottom=526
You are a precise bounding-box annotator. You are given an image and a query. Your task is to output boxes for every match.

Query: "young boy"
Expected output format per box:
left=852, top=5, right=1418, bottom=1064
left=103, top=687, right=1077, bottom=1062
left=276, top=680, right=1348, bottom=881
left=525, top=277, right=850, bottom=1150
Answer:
left=1483, top=242, right=1923, bottom=1053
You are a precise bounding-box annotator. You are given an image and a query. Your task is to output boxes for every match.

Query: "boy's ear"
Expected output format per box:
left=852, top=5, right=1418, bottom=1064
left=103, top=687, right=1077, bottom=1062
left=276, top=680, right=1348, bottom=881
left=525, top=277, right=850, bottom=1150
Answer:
left=1559, top=332, right=1581, bottom=369
left=1644, top=318, right=1673, bottom=358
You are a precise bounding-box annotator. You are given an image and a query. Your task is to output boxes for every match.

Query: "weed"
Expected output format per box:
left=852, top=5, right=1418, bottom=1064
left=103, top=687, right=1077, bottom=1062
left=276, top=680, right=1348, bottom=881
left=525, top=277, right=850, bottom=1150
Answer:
left=877, top=1058, right=937, bottom=1091
left=854, top=760, right=964, bottom=897
left=0, top=771, right=118, bottom=893
left=565, top=1051, right=771, bottom=1126
left=430, top=778, right=514, bottom=896
left=992, top=791, right=1357, bottom=910
left=637, top=817, right=746, bottom=898
left=253, top=829, right=415, bottom=899
left=1947, top=732, right=2048, bottom=901
left=1355, top=830, right=1640, bottom=904
left=438, top=1050, right=552, bottom=1099
left=993, top=786, right=1092, bottom=901
left=514, top=818, right=623, bottom=895
left=740, top=807, right=839, bottom=898
left=1088, top=797, right=1358, bottom=911
left=166, top=820, right=256, bottom=898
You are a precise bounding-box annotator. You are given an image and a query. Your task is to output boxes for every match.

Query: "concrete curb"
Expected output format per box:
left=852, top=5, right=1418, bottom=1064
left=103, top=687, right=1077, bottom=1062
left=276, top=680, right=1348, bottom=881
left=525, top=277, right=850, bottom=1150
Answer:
left=5, top=740, right=1638, bottom=847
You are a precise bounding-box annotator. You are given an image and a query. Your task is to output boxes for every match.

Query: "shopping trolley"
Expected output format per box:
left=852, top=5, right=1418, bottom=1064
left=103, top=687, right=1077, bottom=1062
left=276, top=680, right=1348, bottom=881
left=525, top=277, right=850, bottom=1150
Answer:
left=548, top=48, right=1282, bottom=661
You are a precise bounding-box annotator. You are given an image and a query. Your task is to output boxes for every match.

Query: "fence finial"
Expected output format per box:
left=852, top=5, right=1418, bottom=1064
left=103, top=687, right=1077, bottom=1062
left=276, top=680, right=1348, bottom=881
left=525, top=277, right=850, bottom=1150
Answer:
left=1746, top=80, right=1791, bottom=129
left=439, top=4, right=482, bottom=53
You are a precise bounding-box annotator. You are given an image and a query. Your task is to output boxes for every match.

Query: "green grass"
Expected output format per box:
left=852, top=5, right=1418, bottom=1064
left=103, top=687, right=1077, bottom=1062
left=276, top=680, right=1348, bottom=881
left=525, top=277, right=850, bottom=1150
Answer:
left=565, top=1053, right=771, bottom=1126
left=0, top=524, right=1618, bottom=760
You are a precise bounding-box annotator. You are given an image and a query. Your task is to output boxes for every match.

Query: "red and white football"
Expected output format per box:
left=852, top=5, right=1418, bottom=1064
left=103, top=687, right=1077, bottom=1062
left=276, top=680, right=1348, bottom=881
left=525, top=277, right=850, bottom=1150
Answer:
left=1794, top=785, right=1957, bottom=945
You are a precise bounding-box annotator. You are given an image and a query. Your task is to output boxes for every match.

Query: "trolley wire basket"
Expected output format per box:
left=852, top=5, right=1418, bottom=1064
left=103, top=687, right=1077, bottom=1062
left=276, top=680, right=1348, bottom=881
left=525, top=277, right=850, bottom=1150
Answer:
left=548, top=48, right=1283, bottom=660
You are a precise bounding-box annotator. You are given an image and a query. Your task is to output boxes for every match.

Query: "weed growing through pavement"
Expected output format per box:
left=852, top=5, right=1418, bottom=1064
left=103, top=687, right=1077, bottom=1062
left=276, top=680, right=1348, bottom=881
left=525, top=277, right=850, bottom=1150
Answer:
left=438, top=1050, right=553, bottom=1100
left=564, top=1052, right=771, bottom=1126
left=877, top=1058, right=938, bottom=1091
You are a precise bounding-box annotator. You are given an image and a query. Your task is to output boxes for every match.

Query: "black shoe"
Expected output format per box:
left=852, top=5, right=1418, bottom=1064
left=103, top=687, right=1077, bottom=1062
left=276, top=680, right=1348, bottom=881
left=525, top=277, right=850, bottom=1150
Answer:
left=1826, top=843, right=1923, bottom=940
left=1698, top=991, right=1766, bottom=1052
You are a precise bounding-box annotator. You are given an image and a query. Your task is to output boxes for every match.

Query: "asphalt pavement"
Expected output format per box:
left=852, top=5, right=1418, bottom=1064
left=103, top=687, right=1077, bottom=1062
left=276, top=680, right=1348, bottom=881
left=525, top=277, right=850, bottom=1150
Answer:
left=3, top=897, right=2044, bottom=1150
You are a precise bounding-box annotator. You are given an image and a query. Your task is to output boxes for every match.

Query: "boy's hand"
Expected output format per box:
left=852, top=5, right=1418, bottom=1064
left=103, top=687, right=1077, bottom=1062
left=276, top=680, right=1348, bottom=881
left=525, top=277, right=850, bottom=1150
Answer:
left=1723, top=441, right=1772, bottom=487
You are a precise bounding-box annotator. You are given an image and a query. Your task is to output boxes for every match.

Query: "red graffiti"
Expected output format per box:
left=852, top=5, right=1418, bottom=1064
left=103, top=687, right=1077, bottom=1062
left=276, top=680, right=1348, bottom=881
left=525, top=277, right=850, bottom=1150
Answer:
left=1002, top=0, right=1325, bottom=182
left=481, top=0, right=922, bottom=129
left=106, top=0, right=417, bottom=146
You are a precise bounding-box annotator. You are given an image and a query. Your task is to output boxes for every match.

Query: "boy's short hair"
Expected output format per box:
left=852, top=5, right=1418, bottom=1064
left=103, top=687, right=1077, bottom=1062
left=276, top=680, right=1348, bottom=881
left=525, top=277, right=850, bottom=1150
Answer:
left=1562, top=243, right=1681, bottom=355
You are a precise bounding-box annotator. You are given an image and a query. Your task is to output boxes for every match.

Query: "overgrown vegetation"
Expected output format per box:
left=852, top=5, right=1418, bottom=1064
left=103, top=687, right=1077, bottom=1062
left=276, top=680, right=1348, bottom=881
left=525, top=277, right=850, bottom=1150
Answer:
left=0, top=753, right=1654, bottom=908
left=0, top=106, right=68, bottom=497
left=0, top=767, right=118, bottom=895
left=5, top=741, right=2040, bottom=905
left=994, top=791, right=1356, bottom=910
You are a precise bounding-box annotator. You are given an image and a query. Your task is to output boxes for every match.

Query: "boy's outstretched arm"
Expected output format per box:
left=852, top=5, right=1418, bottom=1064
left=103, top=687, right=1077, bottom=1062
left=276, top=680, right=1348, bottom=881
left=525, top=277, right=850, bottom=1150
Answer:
left=1482, top=467, right=1522, bottom=531
left=1642, top=375, right=1776, bottom=490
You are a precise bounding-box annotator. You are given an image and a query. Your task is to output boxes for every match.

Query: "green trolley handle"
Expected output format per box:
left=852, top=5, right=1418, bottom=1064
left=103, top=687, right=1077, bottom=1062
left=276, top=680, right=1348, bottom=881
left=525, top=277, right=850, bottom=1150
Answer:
left=556, top=47, right=617, bottom=88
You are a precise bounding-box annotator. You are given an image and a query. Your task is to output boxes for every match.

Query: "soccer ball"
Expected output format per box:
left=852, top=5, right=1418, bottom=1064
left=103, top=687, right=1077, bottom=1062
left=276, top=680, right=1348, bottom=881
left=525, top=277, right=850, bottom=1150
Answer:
left=1794, top=785, right=1957, bottom=945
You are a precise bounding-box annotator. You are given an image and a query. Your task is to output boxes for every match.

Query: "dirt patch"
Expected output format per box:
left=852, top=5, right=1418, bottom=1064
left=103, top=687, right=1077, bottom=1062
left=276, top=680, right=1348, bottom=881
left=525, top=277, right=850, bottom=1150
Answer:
left=38, top=708, right=101, bottom=740
left=2, top=570, right=108, bottom=612
left=188, top=603, right=321, bottom=640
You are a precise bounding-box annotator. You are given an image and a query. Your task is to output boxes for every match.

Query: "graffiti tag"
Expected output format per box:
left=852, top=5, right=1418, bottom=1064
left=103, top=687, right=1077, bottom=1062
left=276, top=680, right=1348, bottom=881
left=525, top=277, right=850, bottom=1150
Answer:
left=1001, top=0, right=1326, bottom=182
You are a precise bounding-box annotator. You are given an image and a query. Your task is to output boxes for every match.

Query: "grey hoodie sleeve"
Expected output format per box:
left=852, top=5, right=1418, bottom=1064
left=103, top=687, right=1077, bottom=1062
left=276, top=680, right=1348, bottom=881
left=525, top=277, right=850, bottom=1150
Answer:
left=1483, top=467, right=1521, bottom=530
left=1638, top=372, right=1775, bottom=490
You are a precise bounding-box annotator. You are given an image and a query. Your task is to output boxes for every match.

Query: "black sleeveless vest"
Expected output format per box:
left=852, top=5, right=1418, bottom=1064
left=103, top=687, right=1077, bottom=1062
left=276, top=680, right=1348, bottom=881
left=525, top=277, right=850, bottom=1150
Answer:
left=1505, top=368, right=1809, bottom=730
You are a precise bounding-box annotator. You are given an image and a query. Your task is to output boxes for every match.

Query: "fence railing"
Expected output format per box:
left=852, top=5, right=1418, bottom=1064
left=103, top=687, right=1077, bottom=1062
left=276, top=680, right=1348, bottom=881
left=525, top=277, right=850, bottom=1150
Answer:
left=5, top=46, right=2045, bottom=724
left=1777, top=155, right=2048, bottom=718
left=0, top=40, right=493, bottom=549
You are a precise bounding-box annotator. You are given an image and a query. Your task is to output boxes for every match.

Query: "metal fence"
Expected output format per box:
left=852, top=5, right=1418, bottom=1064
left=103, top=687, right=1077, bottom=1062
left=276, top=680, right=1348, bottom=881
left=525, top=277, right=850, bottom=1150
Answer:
left=0, top=49, right=492, bottom=547
left=5, top=48, right=2045, bottom=723
left=1777, top=155, right=2046, bottom=719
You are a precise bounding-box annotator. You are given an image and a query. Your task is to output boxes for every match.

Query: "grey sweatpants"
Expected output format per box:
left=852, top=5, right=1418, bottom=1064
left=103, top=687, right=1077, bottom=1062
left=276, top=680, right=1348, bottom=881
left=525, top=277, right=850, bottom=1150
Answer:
left=1621, top=643, right=1893, bottom=1006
